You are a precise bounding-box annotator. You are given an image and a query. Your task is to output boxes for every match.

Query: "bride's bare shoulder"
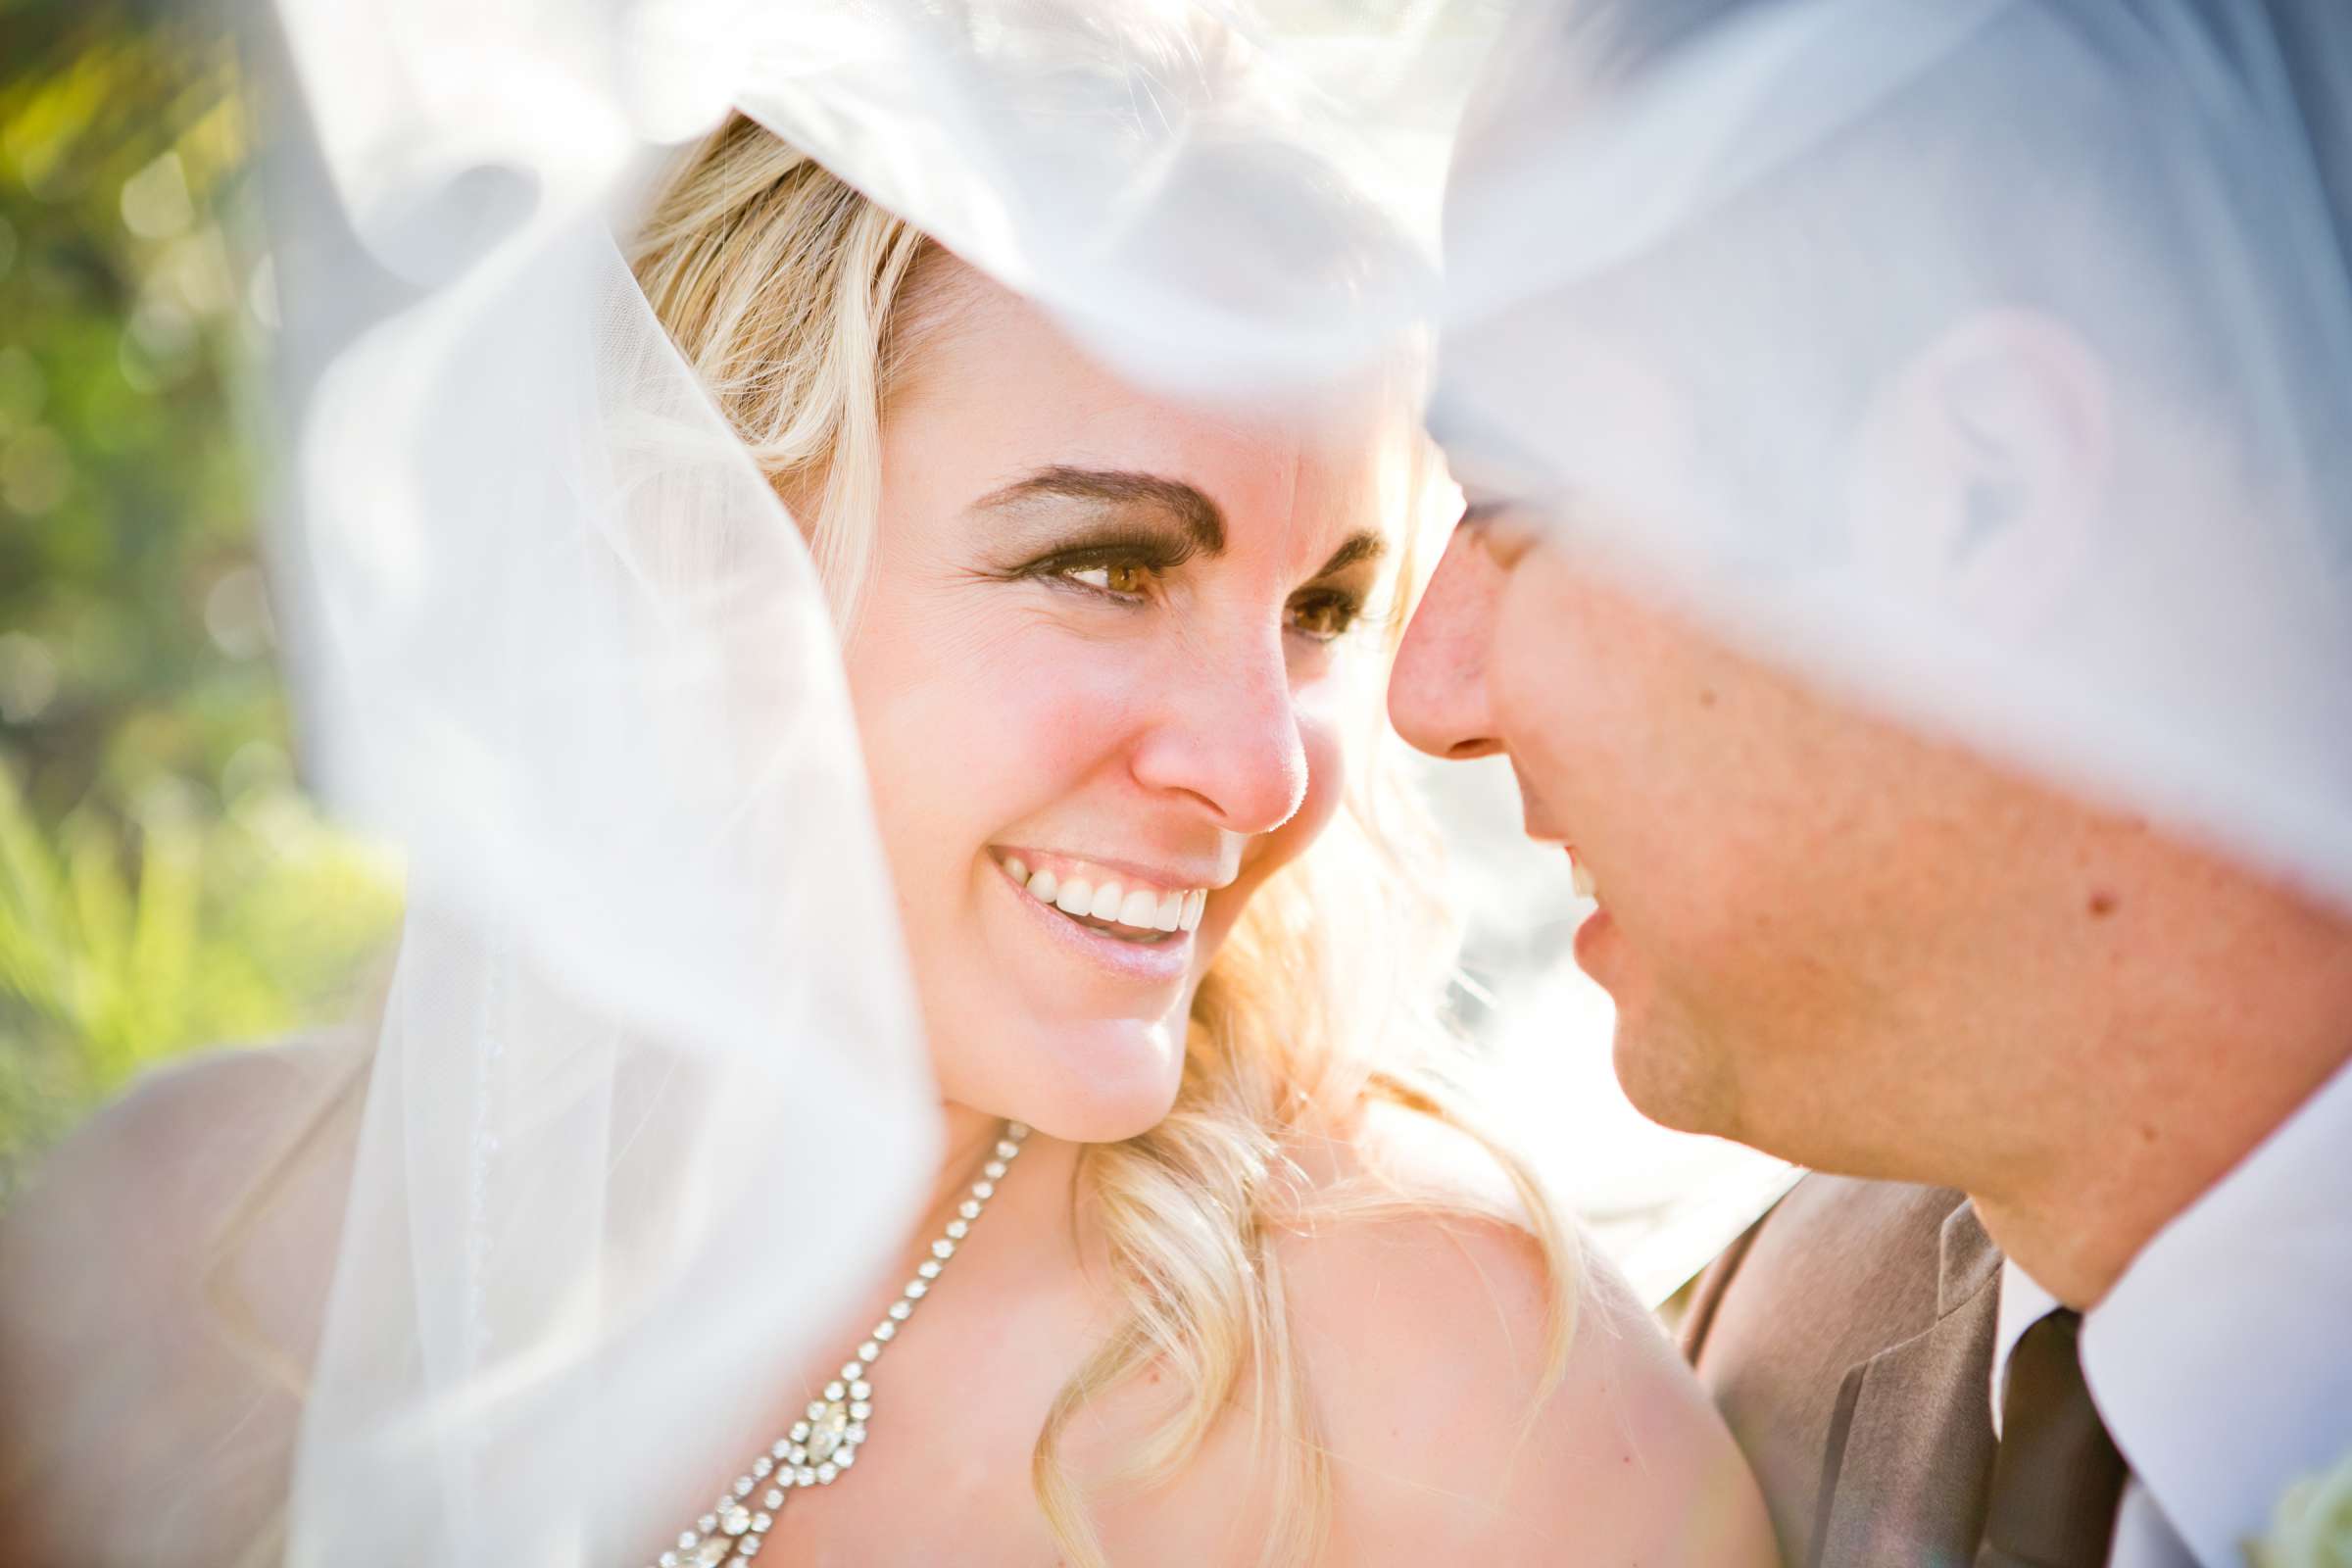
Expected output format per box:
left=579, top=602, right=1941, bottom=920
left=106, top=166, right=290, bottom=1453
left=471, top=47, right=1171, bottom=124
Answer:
left=0, top=1033, right=367, bottom=1561
left=1272, top=1101, right=1780, bottom=1567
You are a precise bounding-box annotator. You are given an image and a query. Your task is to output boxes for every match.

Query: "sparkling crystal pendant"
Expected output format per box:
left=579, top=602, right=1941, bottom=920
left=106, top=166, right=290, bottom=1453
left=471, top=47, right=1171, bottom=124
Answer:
left=643, top=1121, right=1025, bottom=1567
left=790, top=1363, right=873, bottom=1482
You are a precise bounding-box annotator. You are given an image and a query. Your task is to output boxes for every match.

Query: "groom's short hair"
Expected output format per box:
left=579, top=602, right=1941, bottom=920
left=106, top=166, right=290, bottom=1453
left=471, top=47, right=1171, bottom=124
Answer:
left=1464, top=0, right=2352, bottom=555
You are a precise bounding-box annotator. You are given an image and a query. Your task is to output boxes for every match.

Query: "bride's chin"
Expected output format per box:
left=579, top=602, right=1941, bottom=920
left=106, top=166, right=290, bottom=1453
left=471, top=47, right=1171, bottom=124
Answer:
left=991, top=1013, right=1189, bottom=1146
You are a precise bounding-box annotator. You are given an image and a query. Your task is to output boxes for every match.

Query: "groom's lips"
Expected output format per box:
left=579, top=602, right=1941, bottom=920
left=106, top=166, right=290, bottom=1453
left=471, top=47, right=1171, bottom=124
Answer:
left=1573, top=900, right=1618, bottom=977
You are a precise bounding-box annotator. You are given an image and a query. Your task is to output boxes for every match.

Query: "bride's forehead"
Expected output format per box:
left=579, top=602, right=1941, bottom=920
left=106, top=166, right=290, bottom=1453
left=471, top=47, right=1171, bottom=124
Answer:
left=900, top=299, right=1404, bottom=536
left=909, top=257, right=1404, bottom=431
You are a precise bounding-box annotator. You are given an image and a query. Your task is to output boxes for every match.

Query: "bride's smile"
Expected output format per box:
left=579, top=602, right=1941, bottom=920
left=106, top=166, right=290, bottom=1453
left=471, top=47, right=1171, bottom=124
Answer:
left=987, top=846, right=1202, bottom=985
left=996, top=847, right=1215, bottom=933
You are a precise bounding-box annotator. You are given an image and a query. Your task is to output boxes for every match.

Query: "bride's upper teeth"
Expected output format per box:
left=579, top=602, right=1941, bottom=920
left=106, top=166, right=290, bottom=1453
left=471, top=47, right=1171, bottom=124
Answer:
left=1001, top=855, right=1208, bottom=934
left=1570, top=854, right=1597, bottom=901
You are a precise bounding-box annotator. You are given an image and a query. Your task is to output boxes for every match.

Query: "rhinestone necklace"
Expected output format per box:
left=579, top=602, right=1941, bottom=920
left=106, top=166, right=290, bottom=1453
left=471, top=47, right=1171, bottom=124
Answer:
left=646, top=1121, right=1030, bottom=1568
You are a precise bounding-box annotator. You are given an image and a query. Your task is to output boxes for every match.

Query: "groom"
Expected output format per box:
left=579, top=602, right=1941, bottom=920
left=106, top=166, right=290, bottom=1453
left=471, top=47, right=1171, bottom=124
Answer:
left=1394, top=2, right=2352, bottom=1565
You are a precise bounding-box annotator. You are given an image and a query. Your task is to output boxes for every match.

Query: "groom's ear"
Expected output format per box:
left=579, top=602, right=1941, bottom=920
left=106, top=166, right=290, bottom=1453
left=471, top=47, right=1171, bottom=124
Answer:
left=1843, top=308, right=2114, bottom=629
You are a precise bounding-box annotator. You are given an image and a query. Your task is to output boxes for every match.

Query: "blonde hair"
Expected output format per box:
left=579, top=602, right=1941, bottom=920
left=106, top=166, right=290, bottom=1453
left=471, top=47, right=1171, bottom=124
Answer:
left=628, top=113, right=947, bottom=630
left=632, top=116, right=1579, bottom=1566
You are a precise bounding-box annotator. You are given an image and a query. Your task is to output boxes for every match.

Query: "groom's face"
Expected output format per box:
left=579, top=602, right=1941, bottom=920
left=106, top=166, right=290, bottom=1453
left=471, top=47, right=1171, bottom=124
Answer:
left=1393, top=484, right=2147, bottom=1174
left=1390, top=233, right=2171, bottom=1175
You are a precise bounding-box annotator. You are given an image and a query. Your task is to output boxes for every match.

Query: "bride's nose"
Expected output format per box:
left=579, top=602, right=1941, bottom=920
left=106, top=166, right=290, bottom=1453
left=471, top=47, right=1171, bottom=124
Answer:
left=1129, top=627, right=1309, bottom=836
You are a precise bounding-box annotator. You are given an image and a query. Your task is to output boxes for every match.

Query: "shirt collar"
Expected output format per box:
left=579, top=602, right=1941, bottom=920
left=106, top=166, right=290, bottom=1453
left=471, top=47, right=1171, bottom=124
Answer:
left=1988, top=1258, right=2060, bottom=1441
left=1993, top=1056, right=2352, bottom=1568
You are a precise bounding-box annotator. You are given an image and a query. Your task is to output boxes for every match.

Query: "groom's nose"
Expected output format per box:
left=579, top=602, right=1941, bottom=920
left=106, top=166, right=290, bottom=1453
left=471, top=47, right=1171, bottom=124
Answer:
left=1390, top=525, right=1507, bottom=760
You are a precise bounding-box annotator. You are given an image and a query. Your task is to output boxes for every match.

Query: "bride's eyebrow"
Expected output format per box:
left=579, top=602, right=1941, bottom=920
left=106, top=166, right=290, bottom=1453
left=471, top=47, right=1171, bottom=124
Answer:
left=970, top=466, right=1227, bottom=556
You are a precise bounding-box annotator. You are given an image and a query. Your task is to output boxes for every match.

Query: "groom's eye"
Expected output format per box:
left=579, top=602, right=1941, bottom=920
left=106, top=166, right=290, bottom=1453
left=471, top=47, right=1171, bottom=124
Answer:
left=1461, top=503, right=1543, bottom=571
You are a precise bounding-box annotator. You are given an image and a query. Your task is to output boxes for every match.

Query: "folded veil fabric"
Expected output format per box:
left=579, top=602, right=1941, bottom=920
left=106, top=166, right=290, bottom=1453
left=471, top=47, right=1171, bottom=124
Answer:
left=261, top=7, right=951, bottom=1561
left=1431, top=0, right=2352, bottom=909
left=246, top=0, right=2351, bottom=1562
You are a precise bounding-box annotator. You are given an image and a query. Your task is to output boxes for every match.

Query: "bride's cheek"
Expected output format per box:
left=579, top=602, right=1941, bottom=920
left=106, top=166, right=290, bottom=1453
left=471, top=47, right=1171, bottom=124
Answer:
left=1296, top=706, right=1348, bottom=837
left=1234, top=701, right=1348, bottom=906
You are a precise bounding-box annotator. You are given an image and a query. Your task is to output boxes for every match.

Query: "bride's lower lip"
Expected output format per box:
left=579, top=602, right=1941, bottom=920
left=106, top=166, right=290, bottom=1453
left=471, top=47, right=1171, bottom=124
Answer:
left=994, top=863, right=1194, bottom=985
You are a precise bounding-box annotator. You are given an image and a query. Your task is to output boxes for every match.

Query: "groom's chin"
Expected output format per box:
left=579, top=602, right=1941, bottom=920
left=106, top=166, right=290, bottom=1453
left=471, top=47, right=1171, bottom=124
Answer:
left=1610, top=1012, right=1740, bottom=1140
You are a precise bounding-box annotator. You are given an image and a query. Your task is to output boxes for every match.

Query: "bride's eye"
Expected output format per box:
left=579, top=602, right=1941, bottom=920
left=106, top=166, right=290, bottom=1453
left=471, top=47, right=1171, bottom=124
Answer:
left=1004, top=538, right=1178, bottom=602
left=1286, top=589, right=1364, bottom=642
left=1063, top=561, right=1153, bottom=597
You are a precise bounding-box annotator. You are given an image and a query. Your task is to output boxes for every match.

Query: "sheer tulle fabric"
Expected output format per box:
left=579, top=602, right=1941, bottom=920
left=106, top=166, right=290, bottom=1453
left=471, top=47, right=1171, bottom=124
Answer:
left=252, top=0, right=2351, bottom=1561
left=1432, top=0, right=2352, bottom=908
left=265, top=33, right=942, bottom=1554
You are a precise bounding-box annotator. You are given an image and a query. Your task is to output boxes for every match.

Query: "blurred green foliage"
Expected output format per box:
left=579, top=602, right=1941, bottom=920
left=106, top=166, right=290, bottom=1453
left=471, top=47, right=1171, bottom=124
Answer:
left=0, top=0, right=400, bottom=1199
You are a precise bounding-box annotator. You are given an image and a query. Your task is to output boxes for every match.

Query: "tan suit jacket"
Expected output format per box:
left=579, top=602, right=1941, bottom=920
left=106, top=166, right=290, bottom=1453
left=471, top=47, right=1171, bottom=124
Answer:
left=1681, top=1174, right=2004, bottom=1568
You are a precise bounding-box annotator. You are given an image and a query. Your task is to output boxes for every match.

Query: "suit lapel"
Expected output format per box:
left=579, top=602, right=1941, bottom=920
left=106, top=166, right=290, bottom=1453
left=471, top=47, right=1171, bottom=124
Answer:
left=1810, top=1200, right=2004, bottom=1568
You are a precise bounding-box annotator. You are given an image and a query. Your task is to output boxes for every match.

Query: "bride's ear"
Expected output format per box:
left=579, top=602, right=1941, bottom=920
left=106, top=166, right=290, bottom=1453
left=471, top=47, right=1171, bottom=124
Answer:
left=1844, top=308, right=2113, bottom=628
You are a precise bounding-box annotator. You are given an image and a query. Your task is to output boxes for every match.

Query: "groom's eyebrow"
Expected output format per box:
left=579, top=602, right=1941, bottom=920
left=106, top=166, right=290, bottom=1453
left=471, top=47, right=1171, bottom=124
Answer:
left=1310, top=531, right=1384, bottom=578
left=972, top=466, right=1226, bottom=555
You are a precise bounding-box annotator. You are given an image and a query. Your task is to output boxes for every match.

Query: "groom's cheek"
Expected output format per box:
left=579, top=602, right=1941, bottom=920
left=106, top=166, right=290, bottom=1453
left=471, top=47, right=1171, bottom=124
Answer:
left=1486, top=548, right=1635, bottom=781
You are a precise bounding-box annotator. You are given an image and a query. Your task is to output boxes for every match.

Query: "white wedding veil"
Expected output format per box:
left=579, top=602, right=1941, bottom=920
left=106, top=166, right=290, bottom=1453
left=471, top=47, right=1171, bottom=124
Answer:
left=1431, top=0, right=2352, bottom=910
left=234, top=0, right=2351, bottom=1562
left=259, top=14, right=946, bottom=1564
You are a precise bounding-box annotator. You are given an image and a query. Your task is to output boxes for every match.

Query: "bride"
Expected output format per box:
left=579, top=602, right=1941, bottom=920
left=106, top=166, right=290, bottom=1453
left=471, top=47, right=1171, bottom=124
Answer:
left=0, top=99, right=1772, bottom=1568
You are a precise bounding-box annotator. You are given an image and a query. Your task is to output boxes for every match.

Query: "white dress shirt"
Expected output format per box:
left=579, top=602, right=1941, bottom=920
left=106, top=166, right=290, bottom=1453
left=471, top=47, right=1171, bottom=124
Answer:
left=1989, top=1056, right=2352, bottom=1568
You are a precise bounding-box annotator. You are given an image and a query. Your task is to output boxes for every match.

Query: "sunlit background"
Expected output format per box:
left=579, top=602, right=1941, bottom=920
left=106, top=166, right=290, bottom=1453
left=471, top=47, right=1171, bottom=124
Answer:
left=0, top=0, right=400, bottom=1200
left=0, top=0, right=1785, bottom=1298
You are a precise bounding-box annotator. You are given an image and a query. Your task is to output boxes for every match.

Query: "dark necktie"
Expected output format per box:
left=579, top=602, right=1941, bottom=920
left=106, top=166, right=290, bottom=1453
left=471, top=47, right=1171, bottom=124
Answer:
left=1975, top=1308, right=2129, bottom=1568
